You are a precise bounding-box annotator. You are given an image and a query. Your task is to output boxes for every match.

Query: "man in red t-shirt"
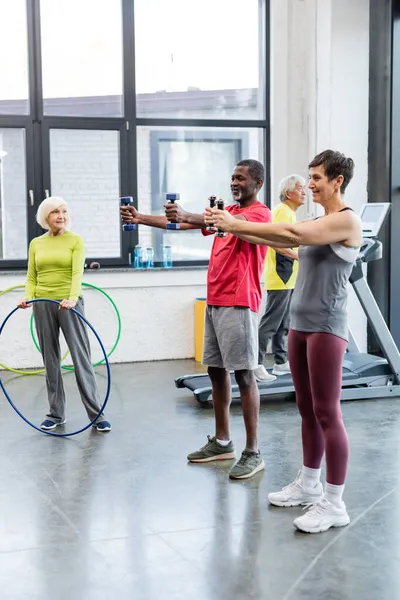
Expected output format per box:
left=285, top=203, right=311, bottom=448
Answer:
left=121, top=159, right=272, bottom=479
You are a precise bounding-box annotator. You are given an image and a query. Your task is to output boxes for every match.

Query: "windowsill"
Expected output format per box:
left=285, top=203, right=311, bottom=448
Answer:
left=0, top=265, right=208, bottom=276
left=0, top=266, right=208, bottom=290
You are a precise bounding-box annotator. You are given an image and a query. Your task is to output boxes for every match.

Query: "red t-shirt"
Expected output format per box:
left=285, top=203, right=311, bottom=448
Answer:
left=203, top=201, right=271, bottom=312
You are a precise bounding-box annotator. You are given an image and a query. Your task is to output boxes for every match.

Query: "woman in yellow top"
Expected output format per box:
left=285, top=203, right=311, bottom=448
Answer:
left=18, top=197, right=111, bottom=432
left=254, top=174, right=306, bottom=382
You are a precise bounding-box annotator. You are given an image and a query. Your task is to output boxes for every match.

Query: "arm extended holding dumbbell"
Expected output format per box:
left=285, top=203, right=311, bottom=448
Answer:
left=120, top=202, right=205, bottom=230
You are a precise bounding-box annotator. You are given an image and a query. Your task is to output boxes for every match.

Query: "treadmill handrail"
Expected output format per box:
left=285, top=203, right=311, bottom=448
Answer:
left=351, top=276, right=400, bottom=386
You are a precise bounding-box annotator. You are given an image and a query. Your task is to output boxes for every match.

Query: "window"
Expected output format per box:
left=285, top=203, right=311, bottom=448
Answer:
left=0, top=129, right=28, bottom=259
left=134, top=0, right=265, bottom=120
left=0, top=0, right=29, bottom=115
left=0, top=0, right=269, bottom=269
left=40, top=0, right=124, bottom=117
left=49, top=129, right=121, bottom=258
left=137, top=127, right=265, bottom=263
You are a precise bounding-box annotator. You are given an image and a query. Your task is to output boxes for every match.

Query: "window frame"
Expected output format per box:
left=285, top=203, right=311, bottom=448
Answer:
left=0, top=0, right=270, bottom=270
left=144, top=129, right=248, bottom=266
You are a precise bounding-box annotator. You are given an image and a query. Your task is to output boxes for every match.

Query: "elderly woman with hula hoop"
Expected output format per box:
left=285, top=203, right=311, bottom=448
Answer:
left=18, top=196, right=111, bottom=433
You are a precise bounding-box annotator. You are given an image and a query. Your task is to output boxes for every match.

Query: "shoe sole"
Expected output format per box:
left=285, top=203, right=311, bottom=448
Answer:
left=96, top=427, right=111, bottom=432
left=229, top=459, right=265, bottom=480
left=272, top=371, right=291, bottom=376
left=255, top=375, right=276, bottom=382
left=41, top=420, right=66, bottom=430
left=268, top=495, right=323, bottom=508
left=188, top=451, right=236, bottom=463
left=294, top=514, right=350, bottom=533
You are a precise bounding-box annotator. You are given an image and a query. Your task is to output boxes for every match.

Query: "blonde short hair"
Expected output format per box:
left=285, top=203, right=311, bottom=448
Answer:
left=36, top=196, right=70, bottom=230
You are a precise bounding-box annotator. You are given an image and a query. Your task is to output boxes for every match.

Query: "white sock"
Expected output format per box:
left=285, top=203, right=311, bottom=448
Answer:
left=301, top=465, right=321, bottom=488
left=217, top=439, right=231, bottom=446
left=324, top=482, right=345, bottom=507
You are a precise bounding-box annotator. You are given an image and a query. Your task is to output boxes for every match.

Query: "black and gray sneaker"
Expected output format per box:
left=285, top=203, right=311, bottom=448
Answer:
left=187, top=435, right=235, bottom=463
left=229, top=450, right=265, bottom=479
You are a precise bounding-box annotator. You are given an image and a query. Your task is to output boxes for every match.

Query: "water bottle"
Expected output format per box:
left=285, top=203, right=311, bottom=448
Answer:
left=120, top=196, right=136, bottom=231
left=146, top=247, right=154, bottom=269
left=206, top=195, right=218, bottom=233
left=133, top=244, right=143, bottom=268
left=165, top=193, right=180, bottom=230
left=216, top=199, right=227, bottom=238
left=162, top=245, right=173, bottom=268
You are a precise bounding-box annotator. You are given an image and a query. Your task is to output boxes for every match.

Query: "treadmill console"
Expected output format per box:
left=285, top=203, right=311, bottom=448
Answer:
left=354, top=203, right=391, bottom=267
left=359, top=202, right=391, bottom=238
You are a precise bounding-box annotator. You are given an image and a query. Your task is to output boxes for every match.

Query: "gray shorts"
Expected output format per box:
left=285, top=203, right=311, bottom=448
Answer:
left=202, top=305, right=259, bottom=371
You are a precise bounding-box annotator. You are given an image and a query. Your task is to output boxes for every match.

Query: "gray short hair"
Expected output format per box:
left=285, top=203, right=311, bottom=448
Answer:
left=278, top=174, right=306, bottom=203
left=36, top=196, right=70, bottom=230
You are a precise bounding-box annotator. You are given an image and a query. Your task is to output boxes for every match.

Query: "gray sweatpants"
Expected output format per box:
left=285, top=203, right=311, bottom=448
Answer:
left=33, top=297, right=106, bottom=424
left=258, top=289, right=293, bottom=365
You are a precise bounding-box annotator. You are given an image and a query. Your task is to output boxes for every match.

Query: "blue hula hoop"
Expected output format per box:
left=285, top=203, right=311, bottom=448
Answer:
left=0, top=299, right=111, bottom=437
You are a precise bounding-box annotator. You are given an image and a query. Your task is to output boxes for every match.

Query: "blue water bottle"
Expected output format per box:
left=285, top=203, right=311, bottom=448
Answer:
left=165, top=193, right=180, bottom=230
left=146, top=247, right=154, bottom=268
left=162, top=245, right=173, bottom=268
left=133, top=244, right=143, bottom=268
left=120, top=196, right=136, bottom=231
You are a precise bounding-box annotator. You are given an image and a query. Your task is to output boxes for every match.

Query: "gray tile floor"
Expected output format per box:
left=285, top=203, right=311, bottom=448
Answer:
left=0, top=359, right=400, bottom=599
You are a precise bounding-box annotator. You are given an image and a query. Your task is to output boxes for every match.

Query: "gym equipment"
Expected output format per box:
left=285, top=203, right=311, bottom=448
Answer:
left=120, top=196, right=136, bottom=231
left=0, top=299, right=111, bottom=437
left=215, top=199, right=227, bottom=238
left=0, top=284, right=68, bottom=375
left=30, top=282, right=121, bottom=371
left=0, top=283, right=121, bottom=375
left=165, top=193, right=181, bottom=230
left=175, top=202, right=400, bottom=403
left=206, top=196, right=218, bottom=233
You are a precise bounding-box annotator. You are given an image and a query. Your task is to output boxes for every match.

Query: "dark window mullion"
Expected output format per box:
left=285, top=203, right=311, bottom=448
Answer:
left=40, top=117, right=125, bottom=130
left=136, top=117, right=269, bottom=129
left=263, top=0, right=271, bottom=207
left=27, top=0, right=44, bottom=240
left=0, top=116, right=31, bottom=128
left=121, top=0, right=139, bottom=264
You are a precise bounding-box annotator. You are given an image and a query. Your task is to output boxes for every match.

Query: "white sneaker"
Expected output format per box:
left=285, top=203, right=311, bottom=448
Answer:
left=272, top=361, right=291, bottom=375
left=268, top=470, right=323, bottom=507
left=254, top=365, right=276, bottom=382
left=293, top=497, right=350, bottom=533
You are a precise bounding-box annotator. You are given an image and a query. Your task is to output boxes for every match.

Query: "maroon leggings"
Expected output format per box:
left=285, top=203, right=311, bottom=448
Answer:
left=288, top=329, right=349, bottom=485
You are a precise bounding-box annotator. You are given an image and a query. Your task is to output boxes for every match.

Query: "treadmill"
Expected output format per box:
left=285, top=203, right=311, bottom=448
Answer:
left=175, top=201, right=400, bottom=403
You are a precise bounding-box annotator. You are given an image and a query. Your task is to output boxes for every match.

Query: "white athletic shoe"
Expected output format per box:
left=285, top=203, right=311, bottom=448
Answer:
left=272, top=361, right=291, bottom=376
left=293, top=497, right=350, bottom=533
left=254, top=365, right=276, bottom=382
left=268, top=470, right=323, bottom=507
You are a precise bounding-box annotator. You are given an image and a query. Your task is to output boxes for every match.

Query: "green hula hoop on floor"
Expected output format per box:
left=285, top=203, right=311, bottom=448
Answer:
left=0, top=282, right=121, bottom=375
left=30, top=282, right=121, bottom=371
left=0, top=284, right=69, bottom=375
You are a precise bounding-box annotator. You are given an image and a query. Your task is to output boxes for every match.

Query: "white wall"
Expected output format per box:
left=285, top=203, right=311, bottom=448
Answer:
left=0, top=269, right=207, bottom=369
left=271, top=0, right=370, bottom=350
left=330, top=0, right=370, bottom=350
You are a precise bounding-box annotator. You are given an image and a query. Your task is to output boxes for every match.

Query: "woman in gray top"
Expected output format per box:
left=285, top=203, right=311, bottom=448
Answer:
left=206, top=150, right=362, bottom=534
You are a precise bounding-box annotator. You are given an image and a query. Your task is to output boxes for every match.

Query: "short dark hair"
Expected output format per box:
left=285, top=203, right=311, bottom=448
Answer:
left=236, top=159, right=265, bottom=183
left=308, top=150, right=354, bottom=194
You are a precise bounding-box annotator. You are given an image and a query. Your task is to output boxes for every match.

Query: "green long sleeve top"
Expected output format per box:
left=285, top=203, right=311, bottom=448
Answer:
left=25, top=231, right=85, bottom=302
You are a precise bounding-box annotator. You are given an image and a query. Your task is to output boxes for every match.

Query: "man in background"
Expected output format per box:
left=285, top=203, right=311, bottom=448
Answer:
left=254, top=174, right=306, bottom=381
